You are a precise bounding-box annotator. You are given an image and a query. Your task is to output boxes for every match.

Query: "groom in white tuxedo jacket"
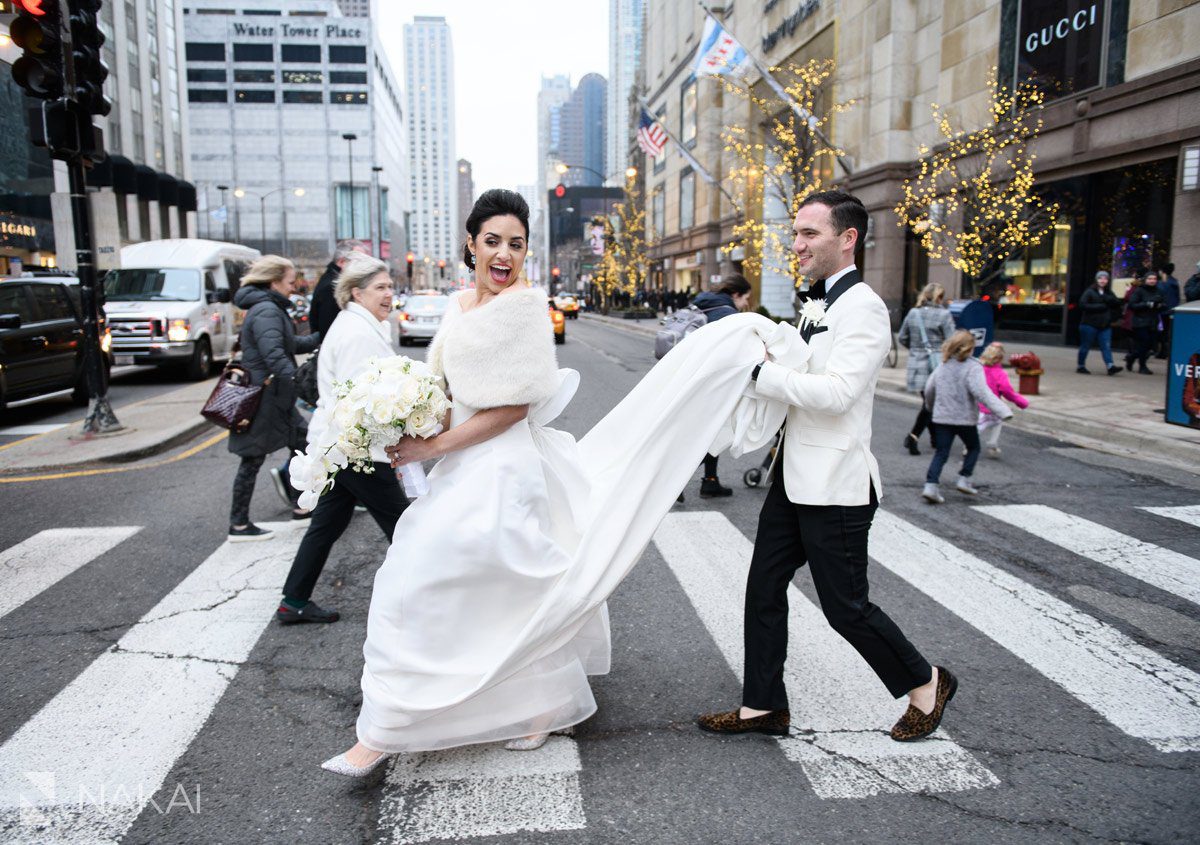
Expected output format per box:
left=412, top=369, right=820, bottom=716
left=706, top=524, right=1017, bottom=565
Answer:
left=698, top=191, right=957, bottom=743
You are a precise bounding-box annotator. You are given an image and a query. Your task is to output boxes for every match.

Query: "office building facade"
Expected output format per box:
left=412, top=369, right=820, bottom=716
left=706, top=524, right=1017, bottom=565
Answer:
left=183, top=0, right=408, bottom=278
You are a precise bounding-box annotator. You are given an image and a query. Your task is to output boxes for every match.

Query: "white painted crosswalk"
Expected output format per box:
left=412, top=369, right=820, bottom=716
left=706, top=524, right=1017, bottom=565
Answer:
left=871, top=511, right=1200, bottom=753
left=378, top=738, right=585, bottom=844
left=0, top=521, right=307, bottom=844
left=975, top=504, right=1200, bottom=607
left=0, top=499, right=1197, bottom=842
left=653, top=511, right=999, bottom=799
left=1141, top=504, right=1200, bottom=526
left=0, top=527, right=141, bottom=621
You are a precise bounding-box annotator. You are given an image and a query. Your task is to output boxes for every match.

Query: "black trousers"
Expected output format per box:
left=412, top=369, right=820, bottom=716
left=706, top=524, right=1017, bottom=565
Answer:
left=281, top=461, right=409, bottom=603
left=743, top=475, right=932, bottom=707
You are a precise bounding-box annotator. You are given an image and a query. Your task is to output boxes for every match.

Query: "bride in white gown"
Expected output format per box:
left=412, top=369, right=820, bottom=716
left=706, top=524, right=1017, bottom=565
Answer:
left=325, top=189, right=801, bottom=776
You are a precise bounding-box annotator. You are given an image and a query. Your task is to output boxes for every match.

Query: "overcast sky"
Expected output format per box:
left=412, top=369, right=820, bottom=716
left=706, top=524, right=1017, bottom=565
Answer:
left=377, top=1, right=610, bottom=198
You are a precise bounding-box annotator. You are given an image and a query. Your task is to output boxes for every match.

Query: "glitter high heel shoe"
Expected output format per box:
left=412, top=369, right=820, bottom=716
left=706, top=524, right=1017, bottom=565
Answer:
left=504, top=733, right=550, bottom=751
left=320, top=750, right=392, bottom=778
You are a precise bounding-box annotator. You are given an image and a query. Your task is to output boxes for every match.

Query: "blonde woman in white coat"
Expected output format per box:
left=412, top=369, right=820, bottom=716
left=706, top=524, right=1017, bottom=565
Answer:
left=275, top=254, right=409, bottom=625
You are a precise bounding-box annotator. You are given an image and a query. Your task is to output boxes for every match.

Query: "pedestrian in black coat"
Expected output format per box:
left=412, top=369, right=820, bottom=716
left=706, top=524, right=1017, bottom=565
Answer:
left=227, top=256, right=320, bottom=541
left=1124, top=271, right=1166, bottom=375
left=309, top=239, right=369, bottom=340
left=1076, top=270, right=1121, bottom=375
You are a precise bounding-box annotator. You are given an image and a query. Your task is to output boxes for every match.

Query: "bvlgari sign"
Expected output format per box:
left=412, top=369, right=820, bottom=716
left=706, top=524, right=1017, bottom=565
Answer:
left=1016, top=1, right=1107, bottom=97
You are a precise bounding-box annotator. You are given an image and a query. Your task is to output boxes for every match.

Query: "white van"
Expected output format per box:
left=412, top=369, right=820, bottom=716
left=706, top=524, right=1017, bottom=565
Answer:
left=103, top=239, right=261, bottom=379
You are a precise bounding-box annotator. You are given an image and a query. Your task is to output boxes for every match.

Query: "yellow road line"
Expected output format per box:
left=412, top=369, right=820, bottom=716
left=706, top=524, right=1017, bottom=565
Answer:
left=0, top=431, right=53, bottom=453
left=0, top=429, right=229, bottom=483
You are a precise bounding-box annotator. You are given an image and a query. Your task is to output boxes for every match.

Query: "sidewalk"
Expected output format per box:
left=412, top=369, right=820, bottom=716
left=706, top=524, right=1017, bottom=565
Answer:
left=0, top=377, right=220, bottom=475
left=581, top=312, right=1200, bottom=468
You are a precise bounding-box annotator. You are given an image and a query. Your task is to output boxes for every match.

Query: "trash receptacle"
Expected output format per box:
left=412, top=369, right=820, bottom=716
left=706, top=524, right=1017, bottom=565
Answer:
left=1165, top=300, right=1200, bottom=429
left=949, top=299, right=995, bottom=356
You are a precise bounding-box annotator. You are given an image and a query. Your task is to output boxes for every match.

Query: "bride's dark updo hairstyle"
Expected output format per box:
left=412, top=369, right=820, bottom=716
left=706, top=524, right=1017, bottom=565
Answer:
left=462, top=189, right=530, bottom=271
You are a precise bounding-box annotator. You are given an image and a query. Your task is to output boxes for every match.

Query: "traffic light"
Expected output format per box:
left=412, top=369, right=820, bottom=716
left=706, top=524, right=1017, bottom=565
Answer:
left=554, top=184, right=566, bottom=199
left=437, top=258, right=446, bottom=280
left=10, top=0, right=65, bottom=100
left=69, top=0, right=111, bottom=117
left=406, top=252, right=415, bottom=280
left=551, top=267, right=561, bottom=279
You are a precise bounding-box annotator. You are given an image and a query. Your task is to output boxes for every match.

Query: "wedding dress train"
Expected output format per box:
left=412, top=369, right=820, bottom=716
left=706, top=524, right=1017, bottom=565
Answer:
left=356, top=308, right=806, bottom=753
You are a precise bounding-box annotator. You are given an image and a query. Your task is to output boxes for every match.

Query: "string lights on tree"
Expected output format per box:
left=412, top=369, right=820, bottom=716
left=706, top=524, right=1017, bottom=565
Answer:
left=593, top=171, right=653, bottom=311
left=894, top=68, right=1058, bottom=284
left=718, top=59, right=855, bottom=284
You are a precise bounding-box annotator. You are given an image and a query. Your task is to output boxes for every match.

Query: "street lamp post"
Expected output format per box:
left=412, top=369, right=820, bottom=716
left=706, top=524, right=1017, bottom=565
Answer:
left=233, top=187, right=307, bottom=254
left=216, top=184, right=229, bottom=241
left=555, top=162, right=638, bottom=186
left=342, top=133, right=358, bottom=239
left=370, top=165, right=383, bottom=258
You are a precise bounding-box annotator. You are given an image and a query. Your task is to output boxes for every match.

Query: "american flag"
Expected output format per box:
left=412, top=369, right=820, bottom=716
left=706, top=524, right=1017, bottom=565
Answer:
left=637, top=109, right=667, bottom=159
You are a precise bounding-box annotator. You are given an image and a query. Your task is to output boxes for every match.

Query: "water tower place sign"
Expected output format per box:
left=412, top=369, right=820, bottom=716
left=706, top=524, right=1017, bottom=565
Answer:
left=230, top=22, right=364, bottom=39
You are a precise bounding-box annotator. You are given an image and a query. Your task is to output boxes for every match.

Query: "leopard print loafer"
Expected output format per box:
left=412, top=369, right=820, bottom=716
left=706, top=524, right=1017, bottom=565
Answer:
left=890, top=666, right=957, bottom=742
left=697, top=708, right=790, bottom=736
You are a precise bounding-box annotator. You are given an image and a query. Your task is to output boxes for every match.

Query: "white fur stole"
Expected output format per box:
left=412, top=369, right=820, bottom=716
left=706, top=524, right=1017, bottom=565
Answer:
left=428, top=287, right=559, bottom=409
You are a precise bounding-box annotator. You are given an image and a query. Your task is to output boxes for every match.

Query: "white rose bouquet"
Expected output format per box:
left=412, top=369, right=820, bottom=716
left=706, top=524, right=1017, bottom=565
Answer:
left=289, top=355, right=450, bottom=509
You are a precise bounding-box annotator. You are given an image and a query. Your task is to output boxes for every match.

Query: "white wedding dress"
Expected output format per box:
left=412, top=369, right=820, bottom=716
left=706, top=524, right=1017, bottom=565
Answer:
left=357, top=297, right=806, bottom=753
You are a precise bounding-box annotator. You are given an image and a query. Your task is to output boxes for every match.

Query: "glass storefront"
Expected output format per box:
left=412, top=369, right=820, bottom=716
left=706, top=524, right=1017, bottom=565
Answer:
left=961, top=157, right=1176, bottom=340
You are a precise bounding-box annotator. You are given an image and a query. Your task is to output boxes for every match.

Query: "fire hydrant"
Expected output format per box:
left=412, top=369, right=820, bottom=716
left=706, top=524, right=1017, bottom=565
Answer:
left=1009, top=352, right=1043, bottom=395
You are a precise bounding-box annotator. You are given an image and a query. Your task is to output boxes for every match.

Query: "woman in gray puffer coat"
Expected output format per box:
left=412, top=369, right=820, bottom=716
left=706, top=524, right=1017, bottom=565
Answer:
left=897, top=283, right=956, bottom=454
left=227, top=255, right=319, bottom=540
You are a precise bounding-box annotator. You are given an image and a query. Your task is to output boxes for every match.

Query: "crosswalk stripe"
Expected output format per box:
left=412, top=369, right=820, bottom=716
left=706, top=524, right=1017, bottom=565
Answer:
left=377, top=738, right=586, bottom=844
left=654, top=512, right=998, bottom=799
left=0, top=522, right=307, bottom=844
left=1141, top=504, right=1200, bottom=526
left=975, top=504, right=1200, bottom=607
left=871, top=511, right=1200, bottom=753
left=0, top=527, right=141, bottom=622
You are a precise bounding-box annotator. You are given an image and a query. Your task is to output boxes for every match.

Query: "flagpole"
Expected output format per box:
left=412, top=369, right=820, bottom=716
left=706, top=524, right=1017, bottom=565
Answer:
left=637, top=95, right=740, bottom=211
left=695, top=0, right=853, bottom=177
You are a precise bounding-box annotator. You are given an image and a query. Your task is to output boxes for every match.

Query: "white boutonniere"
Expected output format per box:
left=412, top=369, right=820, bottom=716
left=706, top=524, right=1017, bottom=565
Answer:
left=798, top=298, right=827, bottom=331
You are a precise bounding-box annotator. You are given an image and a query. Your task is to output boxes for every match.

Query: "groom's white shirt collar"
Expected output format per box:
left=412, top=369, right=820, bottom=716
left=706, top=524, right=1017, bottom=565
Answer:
left=823, top=263, right=856, bottom=299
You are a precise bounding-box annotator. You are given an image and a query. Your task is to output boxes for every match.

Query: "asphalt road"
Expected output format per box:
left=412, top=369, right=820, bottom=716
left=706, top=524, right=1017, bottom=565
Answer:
left=0, top=317, right=1197, bottom=844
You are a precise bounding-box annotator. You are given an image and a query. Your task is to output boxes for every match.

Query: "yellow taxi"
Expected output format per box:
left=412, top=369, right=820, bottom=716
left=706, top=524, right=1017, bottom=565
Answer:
left=548, top=298, right=566, bottom=344
left=555, top=295, right=580, bottom=319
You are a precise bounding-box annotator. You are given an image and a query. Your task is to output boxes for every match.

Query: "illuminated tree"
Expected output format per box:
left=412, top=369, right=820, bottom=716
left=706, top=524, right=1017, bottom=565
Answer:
left=592, top=173, right=653, bottom=311
left=718, top=59, right=855, bottom=284
left=894, top=68, right=1058, bottom=284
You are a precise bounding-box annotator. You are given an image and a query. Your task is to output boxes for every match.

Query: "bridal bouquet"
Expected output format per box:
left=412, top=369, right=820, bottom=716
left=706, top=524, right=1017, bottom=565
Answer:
left=289, top=355, right=450, bottom=509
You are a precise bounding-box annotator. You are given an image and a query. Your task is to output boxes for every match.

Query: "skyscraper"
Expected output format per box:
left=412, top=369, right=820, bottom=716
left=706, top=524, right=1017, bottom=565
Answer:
left=559, top=74, right=607, bottom=188
left=403, top=16, right=456, bottom=284
left=535, top=75, right=572, bottom=282
left=607, top=0, right=644, bottom=186
left=456, top=159, right=474, bottom=245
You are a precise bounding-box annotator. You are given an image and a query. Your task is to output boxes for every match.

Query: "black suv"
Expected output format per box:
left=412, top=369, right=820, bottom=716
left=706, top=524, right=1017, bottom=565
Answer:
left=0, top=275, right=111, bottom=410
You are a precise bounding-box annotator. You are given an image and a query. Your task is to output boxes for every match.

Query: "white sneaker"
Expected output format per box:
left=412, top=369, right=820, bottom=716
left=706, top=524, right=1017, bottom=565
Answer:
left=986, top=447, right=1001, bottom=458
left=921, top=483, right=944, bottom=504
left=956, top=476, right=979, bottom=495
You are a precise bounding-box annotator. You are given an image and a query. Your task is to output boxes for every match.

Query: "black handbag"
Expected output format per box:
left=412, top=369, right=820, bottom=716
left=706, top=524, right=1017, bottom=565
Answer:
left=200, top=362, right=272, bottom=431
left=295, top=348, right=319, bottom=406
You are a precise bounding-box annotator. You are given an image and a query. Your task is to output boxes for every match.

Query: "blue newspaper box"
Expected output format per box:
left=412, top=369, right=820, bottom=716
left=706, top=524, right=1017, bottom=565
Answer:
left=948, top=299, right=995, bottom=356
left=1165, top=300, right=1200, bottom=429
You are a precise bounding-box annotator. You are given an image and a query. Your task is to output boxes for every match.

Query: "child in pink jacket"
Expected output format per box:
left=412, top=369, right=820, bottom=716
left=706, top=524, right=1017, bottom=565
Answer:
left=977, top=343, right=1028, bottom=456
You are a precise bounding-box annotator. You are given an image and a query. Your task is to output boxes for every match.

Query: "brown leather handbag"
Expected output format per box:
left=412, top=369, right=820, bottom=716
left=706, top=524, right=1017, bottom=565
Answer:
left=200, top=362, right=273, bottom=432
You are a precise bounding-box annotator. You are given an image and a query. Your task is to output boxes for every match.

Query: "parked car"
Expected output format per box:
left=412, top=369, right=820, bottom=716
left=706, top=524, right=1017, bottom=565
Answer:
left=548, top=298, right=566, bottom=344
left=397, top=292, right=451, bottom=346
left=0, top=275, right=112, bottom=410
left=555, top=295, right=580, bottom=319
left=103, top=239, right=260, bottom=380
